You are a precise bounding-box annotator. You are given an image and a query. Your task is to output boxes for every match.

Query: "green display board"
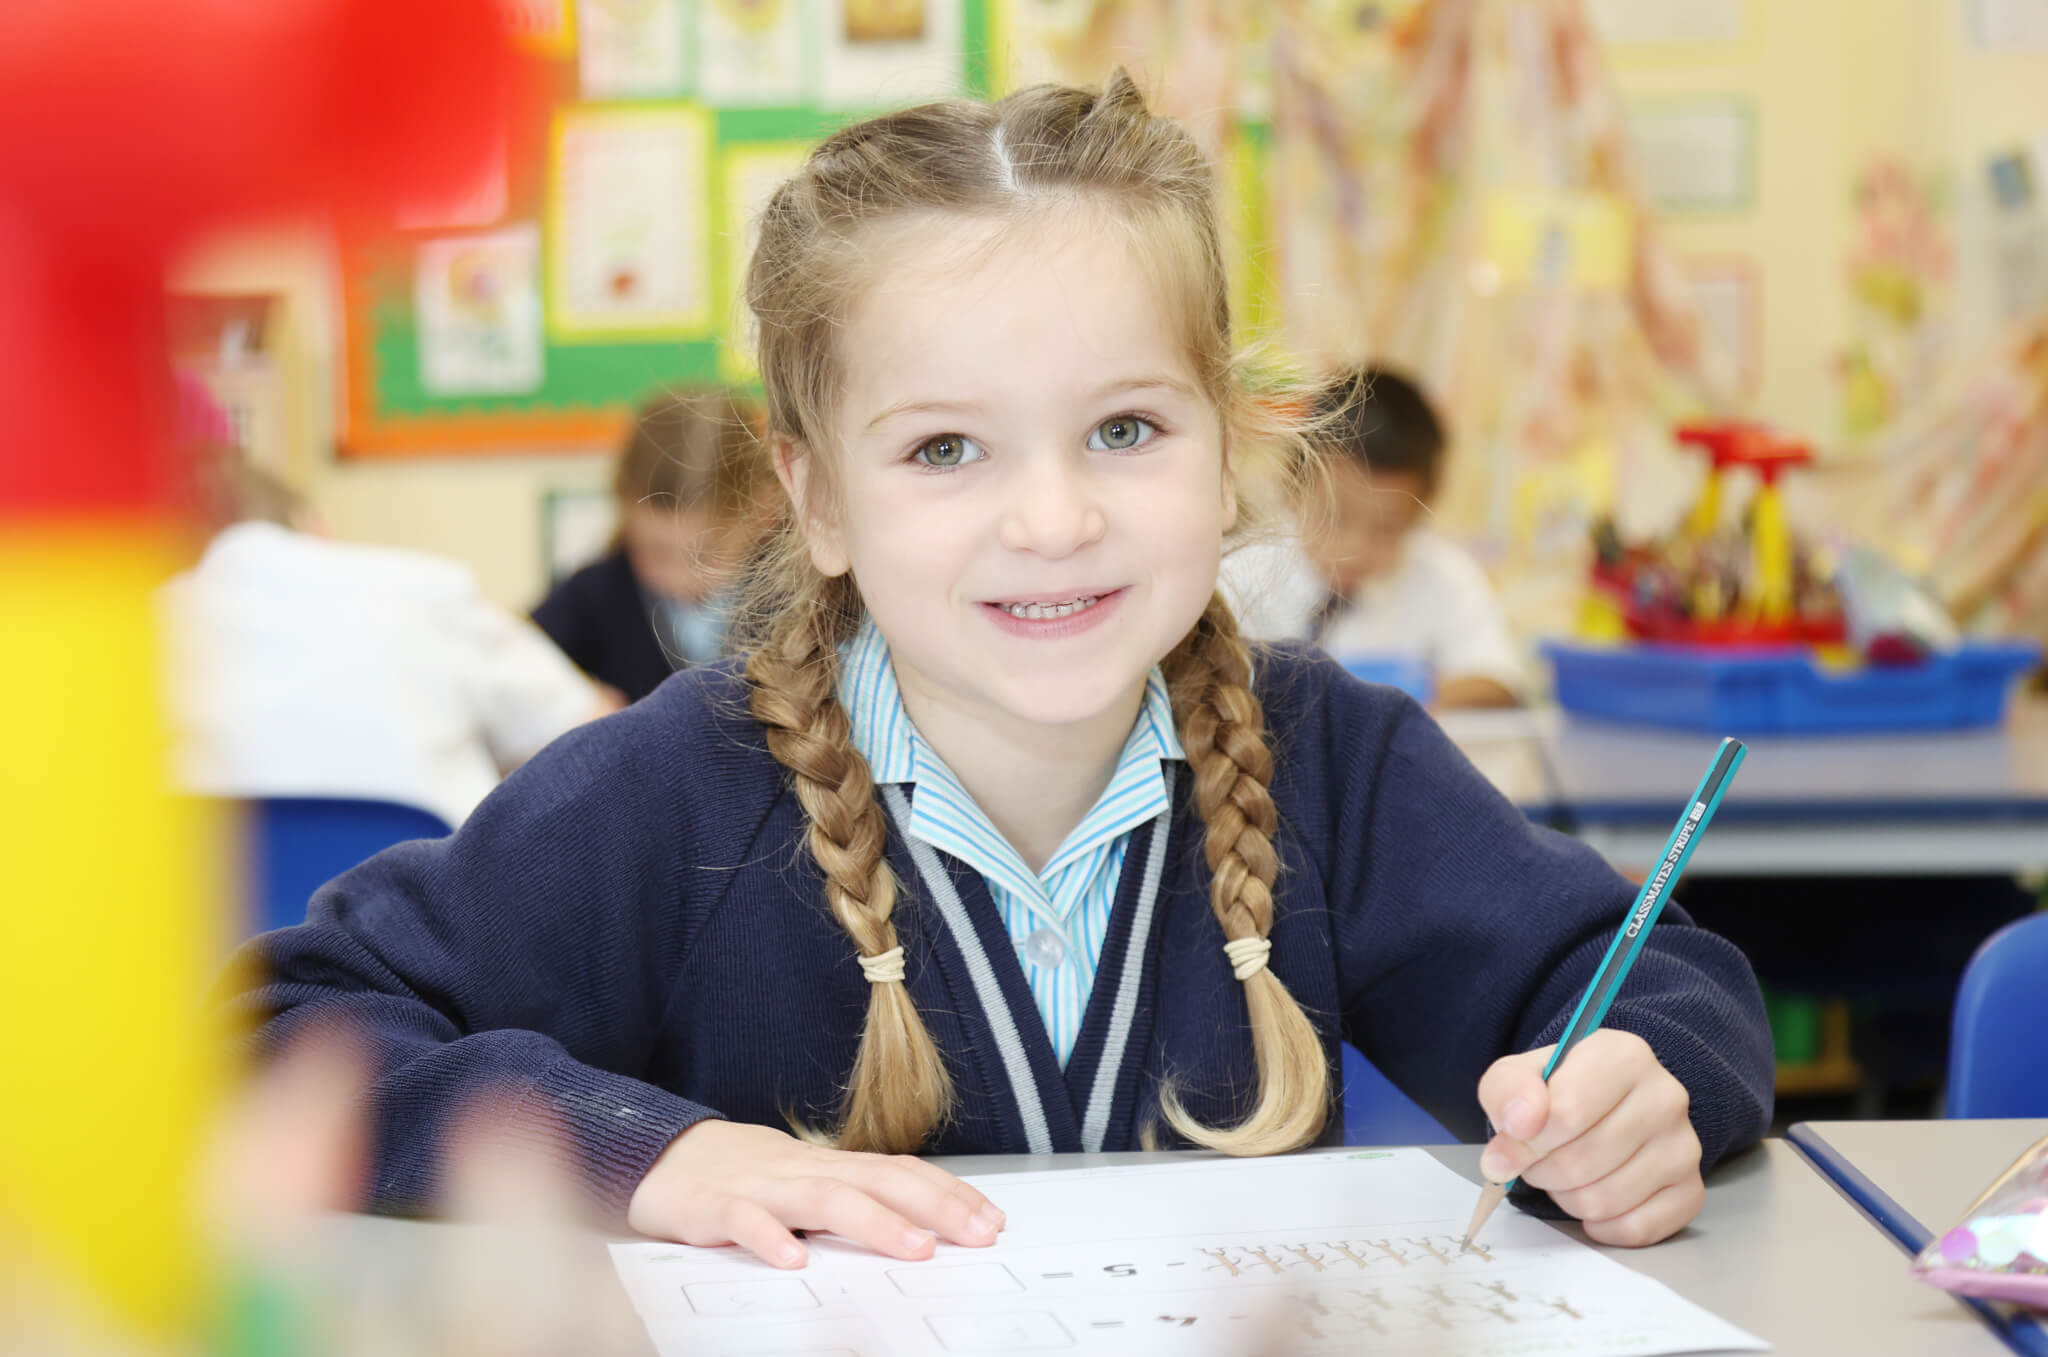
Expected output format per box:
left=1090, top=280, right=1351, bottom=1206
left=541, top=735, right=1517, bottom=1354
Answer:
left=342, top=0, right=995, bottom=457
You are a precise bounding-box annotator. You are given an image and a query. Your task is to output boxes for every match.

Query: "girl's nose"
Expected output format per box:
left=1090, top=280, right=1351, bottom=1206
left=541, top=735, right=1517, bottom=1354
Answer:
left=996, top=452, right=1107, bottom=559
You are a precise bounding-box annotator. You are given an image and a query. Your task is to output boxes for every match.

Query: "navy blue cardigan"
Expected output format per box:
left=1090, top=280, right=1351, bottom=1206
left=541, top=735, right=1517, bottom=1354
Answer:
left=232, top=647, right=1773, bottom=1218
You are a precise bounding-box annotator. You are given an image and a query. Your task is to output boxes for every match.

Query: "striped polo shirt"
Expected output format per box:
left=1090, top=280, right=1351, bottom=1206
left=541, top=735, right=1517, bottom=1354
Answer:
left=839, top=618, right=1184, bottom=1066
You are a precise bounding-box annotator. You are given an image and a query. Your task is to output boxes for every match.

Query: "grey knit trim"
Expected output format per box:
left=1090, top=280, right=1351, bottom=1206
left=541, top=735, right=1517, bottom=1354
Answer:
left=1080, top=763, right=1175, bottom=1153
left=883, top=785, right=1054, bottom=1155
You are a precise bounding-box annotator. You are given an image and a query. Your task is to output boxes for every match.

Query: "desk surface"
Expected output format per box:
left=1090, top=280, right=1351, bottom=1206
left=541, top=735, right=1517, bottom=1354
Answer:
left=1791, top=1117, right=2048, bottom=1238
left=318, top=1132, right=2016, bottom=1357
left=940, top=1139, right=2005, bottom=1357
left=1437, top=701, right=2048, bottom=875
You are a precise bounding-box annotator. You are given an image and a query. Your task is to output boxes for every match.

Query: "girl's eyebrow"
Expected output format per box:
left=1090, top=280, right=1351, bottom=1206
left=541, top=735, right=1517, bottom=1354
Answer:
left=862, top=373, right=1196, bottom=434
left=1090, top=373, right=1198, bottom=401
left=864, top=397, right=985, bottom=433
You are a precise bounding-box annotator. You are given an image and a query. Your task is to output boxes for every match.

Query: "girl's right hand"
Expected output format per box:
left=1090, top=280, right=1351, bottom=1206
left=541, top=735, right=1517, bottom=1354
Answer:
left=625, top=1119, right=1007, bottom=1268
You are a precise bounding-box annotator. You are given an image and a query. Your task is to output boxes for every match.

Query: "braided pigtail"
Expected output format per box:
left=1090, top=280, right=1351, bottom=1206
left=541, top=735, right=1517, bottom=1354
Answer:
left=745, top=572, right=954, bottom=1153
left=1157, top=595, right=1330, bottom=1155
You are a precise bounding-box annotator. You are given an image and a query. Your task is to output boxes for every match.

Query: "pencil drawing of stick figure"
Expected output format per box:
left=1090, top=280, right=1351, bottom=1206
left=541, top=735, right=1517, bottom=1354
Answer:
left=1246, top=1247, right=1289, bottom=1275
left=1287, top=1245, right=1330, bottom=1273
left=1368, top=1240, right=1410, bottom=1267
left=1548, top=1296, right=1584, bottom=1319
left=1200, top=1248, right=1245, bottom=1278
left=1404, top=1236, right=1453, bottom=1265
left=1421, top=1283, right=1457, bottom=1308
left=1481, top=1302, right=1519, bottom=1324
left=1480, top=1280, right=1518, bottom=1303
left=1457, top=1237, right=1494, bottom=1262
left=1329, top=1242, right=1374, bottom=1270
left=1350, top=1287, right=1391, bottom=1312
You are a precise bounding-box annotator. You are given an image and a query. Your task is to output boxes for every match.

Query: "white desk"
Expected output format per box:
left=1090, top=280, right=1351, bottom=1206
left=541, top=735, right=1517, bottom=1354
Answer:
left=1439, top=701, right=2048, bottom=876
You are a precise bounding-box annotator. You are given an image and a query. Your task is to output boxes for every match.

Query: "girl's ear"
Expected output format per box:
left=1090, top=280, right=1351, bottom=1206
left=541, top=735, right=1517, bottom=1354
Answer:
left=771, top=435, right=852, bottom=577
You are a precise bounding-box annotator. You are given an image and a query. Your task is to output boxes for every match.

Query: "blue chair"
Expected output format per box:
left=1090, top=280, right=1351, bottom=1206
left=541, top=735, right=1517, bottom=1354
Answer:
left=1946, top=911, right=2048, bottom=1117
left=247, top=796, right=452, bottom=936
left=1342, top=1044, right=1456, bottom=1145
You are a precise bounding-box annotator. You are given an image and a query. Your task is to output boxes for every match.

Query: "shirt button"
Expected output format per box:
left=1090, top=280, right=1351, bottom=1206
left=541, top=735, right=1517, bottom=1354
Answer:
left=1021, top=927, right=1067, bottom=970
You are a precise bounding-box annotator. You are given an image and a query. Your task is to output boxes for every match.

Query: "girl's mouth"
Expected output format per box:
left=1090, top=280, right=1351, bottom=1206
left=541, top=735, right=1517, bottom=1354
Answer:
left=980, top=587, right=1128, bottom=637
left=997, top=595, right=1102, bottom=620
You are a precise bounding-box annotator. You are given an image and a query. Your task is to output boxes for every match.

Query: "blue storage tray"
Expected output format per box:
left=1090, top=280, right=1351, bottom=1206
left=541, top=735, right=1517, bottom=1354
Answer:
left=1542, top=639, right=2043, bottom=733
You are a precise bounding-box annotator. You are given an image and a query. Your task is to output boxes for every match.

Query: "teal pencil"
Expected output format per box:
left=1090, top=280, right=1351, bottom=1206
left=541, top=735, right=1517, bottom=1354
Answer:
left=1464, top=736, right=1748, bottom=1244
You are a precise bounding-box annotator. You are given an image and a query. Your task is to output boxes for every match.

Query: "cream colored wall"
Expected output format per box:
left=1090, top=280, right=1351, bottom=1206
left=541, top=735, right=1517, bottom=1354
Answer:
left=169, top=222, right=613, bottom=612
left=1608, top=0, right=2046, bottom=442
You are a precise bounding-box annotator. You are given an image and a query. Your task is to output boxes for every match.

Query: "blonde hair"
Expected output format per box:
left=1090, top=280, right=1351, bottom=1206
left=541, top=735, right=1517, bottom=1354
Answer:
left=739, top=71, right=1329, bottom=1157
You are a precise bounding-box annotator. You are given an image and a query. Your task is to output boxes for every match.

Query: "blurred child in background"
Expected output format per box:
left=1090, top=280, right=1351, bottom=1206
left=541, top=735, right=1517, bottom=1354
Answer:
left=161, top=377, right=611, bottom=829
left=532, top=388, right=775, bottom=704
left=1227, top=366, right=1525, bottom=709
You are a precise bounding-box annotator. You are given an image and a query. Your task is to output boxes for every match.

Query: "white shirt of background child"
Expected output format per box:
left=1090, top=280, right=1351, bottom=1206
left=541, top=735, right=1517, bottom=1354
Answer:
left=1222, top=528, right=1526, bottom=697
left=161, top=522, right=599, bottom=828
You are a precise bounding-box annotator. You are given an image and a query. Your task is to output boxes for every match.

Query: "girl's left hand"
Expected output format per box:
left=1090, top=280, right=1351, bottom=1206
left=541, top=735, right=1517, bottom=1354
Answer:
left=1475, top=1030, right=1704, bottom=1247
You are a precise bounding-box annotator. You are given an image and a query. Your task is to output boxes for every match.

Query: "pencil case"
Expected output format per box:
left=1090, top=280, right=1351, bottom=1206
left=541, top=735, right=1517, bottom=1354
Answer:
left=1911, top=1133, right=2048, bottom=1308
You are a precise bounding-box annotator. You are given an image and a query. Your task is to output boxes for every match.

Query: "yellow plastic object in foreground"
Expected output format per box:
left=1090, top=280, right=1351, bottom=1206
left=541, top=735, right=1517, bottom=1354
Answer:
left=0, top=525, right=227, bottom=1336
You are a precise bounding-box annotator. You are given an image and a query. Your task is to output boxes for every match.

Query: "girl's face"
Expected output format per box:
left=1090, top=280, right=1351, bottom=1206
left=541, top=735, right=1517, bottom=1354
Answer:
left=785, top=206, right=1233, bottom=737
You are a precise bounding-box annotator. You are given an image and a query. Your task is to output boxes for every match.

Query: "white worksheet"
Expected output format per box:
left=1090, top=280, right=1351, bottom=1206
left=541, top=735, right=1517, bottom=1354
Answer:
left=610, top=1149, right=1766, bottom=1356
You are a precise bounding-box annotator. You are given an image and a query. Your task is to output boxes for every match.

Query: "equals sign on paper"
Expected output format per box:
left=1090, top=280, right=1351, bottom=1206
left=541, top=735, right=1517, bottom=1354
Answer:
left=1043, top=1272, right=1074, bottom=1279
left=1090, top=1321, right=1125, bottom=1329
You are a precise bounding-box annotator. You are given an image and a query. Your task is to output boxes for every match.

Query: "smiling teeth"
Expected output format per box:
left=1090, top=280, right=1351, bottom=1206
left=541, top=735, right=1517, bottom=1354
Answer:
left=1002, top=596, right=1100, bottom=620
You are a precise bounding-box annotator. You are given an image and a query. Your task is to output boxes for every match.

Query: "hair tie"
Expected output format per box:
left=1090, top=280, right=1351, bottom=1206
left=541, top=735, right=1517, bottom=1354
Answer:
left=1222, top=936, right=1271, bottom=982
left=858, top=945, right=906, bottom=984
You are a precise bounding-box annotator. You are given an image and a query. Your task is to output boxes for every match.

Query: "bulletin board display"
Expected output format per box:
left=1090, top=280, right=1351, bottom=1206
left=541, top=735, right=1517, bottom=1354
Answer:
left=340, top=0, right=999, bottom=458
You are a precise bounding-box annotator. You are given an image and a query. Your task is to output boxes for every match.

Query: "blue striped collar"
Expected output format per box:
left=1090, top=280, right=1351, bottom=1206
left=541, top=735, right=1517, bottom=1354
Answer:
left=839, top=617, right=1184, bottom=890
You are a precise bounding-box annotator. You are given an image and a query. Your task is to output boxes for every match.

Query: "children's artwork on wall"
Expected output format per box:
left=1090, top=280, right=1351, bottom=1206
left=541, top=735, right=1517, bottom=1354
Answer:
left=579, top=0, right=689, bottom=97
left=1626, top=97, right=1755, bottom=212
left=415, top=224, right=546, bottom=397
left=817, top=0, right=962, bottom=109
left=549, top=105, right=713, bottom=338
left=717, top=141, right=816, bottom=378
left=1684, top=257, right=1760, bottom=396
left=845, top=0, right=926, bottom=43
left=1966, top=0, right=2048, bottom=49
left=696, top=0, right=808, bottom=105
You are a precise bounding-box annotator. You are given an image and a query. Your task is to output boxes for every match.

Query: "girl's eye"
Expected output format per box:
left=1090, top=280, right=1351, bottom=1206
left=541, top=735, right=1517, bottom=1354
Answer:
left=912, top=433, right=986, bottom=468
left=1088, top=415, right=1157, bottom=452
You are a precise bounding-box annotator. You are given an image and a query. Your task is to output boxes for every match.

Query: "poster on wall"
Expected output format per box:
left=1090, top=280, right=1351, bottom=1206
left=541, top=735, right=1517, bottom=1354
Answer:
left=1627, top=98, right=1754, bottom=211
left=1683, top=257, right=1759, bottom=395
left=718, top=141, right=816, bottom=378
left=579, top=0, right=689, bottom=97
left=549, top=106, right=713, bottom=338
left=817, top=0, right=962, bottom=110
left=415, top=224, right=546, bottom=396
left=697, top=0, right=808, bottom=105
left=1967, top=0, right=2048, bottom=48
left=1585, top=0, right=1747, bottom=45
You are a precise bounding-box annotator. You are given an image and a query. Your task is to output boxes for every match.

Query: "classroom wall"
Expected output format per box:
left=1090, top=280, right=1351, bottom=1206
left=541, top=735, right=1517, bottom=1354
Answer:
left=170, top=1, right=2048, bottom=608
left=171, top=224, right=612, bottom=612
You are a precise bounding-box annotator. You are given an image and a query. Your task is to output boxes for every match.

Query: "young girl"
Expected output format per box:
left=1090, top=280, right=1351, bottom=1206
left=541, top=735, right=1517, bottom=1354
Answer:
left=532, top=387, right=773, bottom=704
left=237, top=73, right=1772, bottom=1270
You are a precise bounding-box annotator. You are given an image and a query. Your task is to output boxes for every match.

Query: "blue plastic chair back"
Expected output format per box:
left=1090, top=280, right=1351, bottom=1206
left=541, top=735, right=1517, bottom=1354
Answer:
left=248, top=796, right=452, bottom=936
left=1342, top=1044, right=1456, bottom=1145
left=1947, top=911, right=2048, bottom=1118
